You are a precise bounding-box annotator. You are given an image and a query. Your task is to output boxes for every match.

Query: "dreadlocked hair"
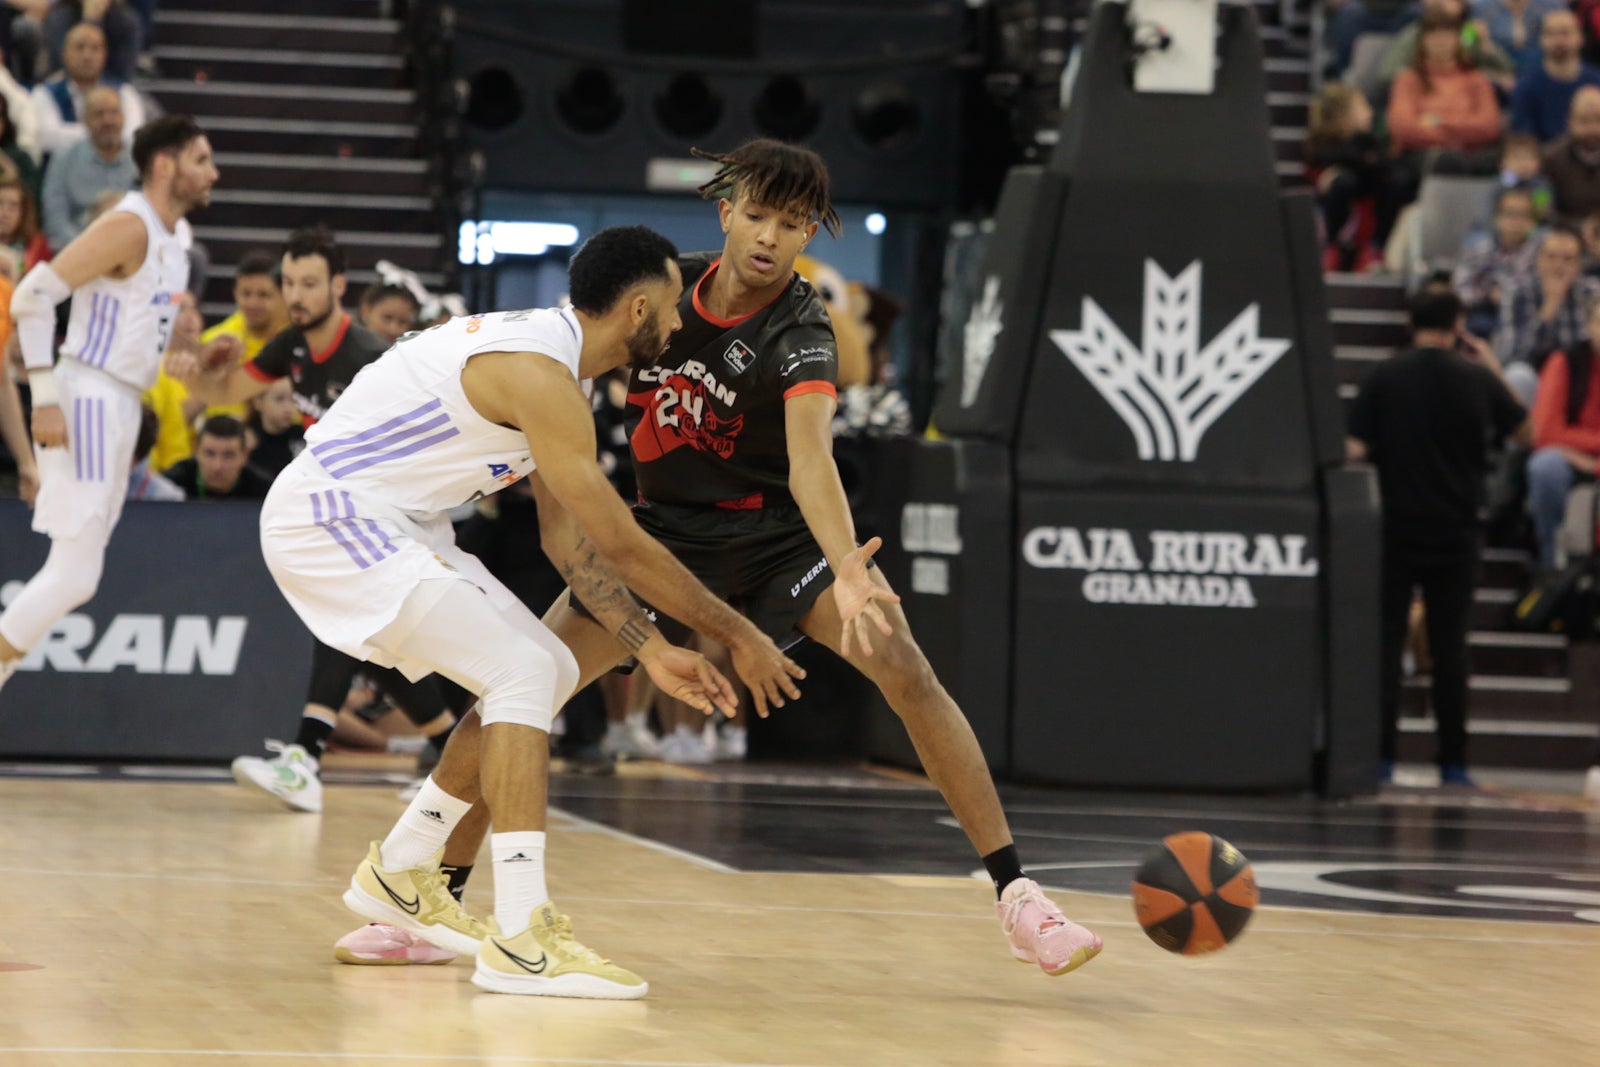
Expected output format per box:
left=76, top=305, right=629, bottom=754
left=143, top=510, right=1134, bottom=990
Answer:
left=692, top=139, right=842, bottom=238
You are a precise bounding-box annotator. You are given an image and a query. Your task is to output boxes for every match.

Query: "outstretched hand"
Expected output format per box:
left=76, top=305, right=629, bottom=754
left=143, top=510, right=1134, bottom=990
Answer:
left=832, top=537, right=899, bottom=659
left=641, top=644, right=739, bottom=718
left=728, top=630, right=805, bottom=718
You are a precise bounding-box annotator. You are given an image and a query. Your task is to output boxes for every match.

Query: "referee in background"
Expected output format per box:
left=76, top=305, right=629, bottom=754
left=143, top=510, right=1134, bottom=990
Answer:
left=1346, top=288, right=1530, bottom=788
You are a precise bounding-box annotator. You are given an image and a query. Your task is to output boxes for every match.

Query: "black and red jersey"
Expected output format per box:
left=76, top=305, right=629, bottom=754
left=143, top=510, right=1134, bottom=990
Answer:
left=244, top=313, right=390, bottom=427
left=626, top=251, right=838, bottom=507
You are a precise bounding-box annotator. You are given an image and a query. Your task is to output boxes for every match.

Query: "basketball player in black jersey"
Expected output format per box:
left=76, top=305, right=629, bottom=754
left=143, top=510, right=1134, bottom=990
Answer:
left=176, top=227, right=476, bottom=838
left=375, top=140, right=1102, bottom=978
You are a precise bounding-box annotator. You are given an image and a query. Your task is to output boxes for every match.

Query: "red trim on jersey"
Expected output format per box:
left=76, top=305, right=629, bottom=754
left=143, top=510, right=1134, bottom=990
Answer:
left=243, top=361, right=276, bottom=383
left=715, top=492, right=765, bottom=510
left=310, top=314, right=352, bottom=365
left=691, top=258, right=792, bottom=328
left=783, top=380, right=837, bottom=402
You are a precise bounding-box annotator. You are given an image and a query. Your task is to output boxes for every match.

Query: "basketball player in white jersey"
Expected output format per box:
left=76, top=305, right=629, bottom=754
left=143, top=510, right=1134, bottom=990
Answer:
left=234, top=226, right=803, bottom=999
left=0, top=116, right=216, bottom=693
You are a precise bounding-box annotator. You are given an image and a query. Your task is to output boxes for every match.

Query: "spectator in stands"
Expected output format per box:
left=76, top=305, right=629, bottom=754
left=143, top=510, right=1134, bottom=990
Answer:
left=1379, top=0, right=1515, bottom=93
left=1455, top=186, right=1542, bottom=338
left=1308, top=83, right=1404, bottom=269
left=0, top=175, right=46, bottom=278
left=39, top=83, right=131, bottom=248
left=1327, top=0, right=1424, bottom=76
left=1493, top=131, right=1554, bottom=220
left=1495, top=223, right=1599, bottom=396
left=0, top=75, right=38, bottom=184
left=43, top=2, right=139, bottom=85
left=30, top=22, right=140, bottom=155
left=126, top=404, right=183, bottom=502
left=1474, top=0, right=1565, bottom=75
left=1542, top=85, right=1600, bottom=220
left=1510, top=9, right=1600, bottom=144
left=243, top=377, right=303, bottom=480
left=1525, top=296, right=1600, bottom=569
left=190, top=249, right=288, bottom=426
left=357, top=280, right=419, bottom=346
left=1347, top=288, right=1530, bottom=788
left=1387, top=8, right=1504, bottom=178
left=1, top=1, right=46, bottom=85
left=162, top=415, right=272, bottom=501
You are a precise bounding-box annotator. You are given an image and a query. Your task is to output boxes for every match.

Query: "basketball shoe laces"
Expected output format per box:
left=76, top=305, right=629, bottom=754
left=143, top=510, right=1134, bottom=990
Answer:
left=547, top=913, right=612, bottom=966
left=420, top=866, right=487, bottom=937
left=1002, top=881, right=1066, bottom=937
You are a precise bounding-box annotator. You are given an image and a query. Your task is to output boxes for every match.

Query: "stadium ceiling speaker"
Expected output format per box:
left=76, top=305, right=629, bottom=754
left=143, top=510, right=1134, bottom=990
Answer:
left=556, top=67, right=626, bottom=136
left=655, top=73, right=723, bottom=138
left=851, top=81, right=921, bottom=150
left=463, top=67, right=522, bottom=131
left=752, top=76, right=820, bottom=141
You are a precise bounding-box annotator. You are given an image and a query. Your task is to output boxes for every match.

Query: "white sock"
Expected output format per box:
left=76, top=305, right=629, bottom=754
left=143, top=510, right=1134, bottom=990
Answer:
left=625, top=709, right=650, bottom=730
left=491, top=830, right=548, bottom=934
left=379, top=777, right=474, bottom=870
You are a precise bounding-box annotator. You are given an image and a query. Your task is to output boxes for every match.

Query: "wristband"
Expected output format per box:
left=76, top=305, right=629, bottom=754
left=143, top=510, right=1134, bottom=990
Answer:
left=28, top=367, right=59, bottom=407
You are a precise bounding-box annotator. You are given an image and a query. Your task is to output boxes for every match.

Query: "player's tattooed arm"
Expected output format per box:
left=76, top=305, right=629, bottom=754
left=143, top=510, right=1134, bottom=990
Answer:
left=554, top=529, right=660, bottom=652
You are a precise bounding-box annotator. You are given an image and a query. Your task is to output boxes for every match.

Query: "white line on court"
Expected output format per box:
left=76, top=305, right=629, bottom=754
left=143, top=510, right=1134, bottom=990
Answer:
left=550, top=807, right=738, bottom=873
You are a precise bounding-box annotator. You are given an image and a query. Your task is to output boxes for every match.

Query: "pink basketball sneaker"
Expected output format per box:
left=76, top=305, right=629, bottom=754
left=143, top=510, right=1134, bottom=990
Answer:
left=334, top=923, right=457, bottom=966
left=997, top=878, right=1102, bottom=975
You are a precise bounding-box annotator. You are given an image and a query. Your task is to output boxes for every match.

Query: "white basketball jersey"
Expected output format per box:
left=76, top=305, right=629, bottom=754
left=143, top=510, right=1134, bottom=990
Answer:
left=301, top=307, right=587, bottom=514
left=60, top=191, right=191, bottom=390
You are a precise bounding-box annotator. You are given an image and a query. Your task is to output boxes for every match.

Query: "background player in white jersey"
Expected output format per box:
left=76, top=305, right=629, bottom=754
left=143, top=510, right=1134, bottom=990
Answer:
left=0, top=115, right=215, bottom=694
left=241, top=226, right=803, bottom=999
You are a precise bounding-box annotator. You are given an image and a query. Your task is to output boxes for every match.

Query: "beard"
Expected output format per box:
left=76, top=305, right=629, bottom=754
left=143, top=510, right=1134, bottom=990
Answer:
left=625, top=315, right=668, bottom=369
left=290, top=298, right=336, bottom=332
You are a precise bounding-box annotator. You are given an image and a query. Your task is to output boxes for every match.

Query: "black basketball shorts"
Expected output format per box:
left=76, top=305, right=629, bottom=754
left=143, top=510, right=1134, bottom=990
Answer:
left=570, top=498, right=838, bottom=649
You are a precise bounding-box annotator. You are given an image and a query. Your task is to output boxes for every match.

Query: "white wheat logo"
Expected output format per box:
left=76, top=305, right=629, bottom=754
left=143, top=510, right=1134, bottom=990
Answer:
left=960, top=275, right=1002, bottom=407
left=1049, top=260, right=1291, bottom=462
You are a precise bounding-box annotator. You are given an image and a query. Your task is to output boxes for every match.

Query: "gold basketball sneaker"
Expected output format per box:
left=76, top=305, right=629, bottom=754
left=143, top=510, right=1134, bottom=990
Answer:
left=473, top=902, right=648, bottom=999
left=342, top=842, right=489, bottom=956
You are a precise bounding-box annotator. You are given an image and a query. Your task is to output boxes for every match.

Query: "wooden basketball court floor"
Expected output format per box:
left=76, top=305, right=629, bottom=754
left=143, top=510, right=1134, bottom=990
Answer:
left=2, top=759, right=1598, bottom=1067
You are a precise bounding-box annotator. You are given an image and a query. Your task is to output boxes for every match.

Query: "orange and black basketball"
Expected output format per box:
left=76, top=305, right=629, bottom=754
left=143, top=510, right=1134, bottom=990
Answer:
left=1131, top=831, right=1258, bottom=955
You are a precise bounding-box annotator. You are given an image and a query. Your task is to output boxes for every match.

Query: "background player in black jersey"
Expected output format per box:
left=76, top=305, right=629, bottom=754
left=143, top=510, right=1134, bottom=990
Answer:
left=176, top=227, right=476, bottom=839
left=381, top=140, right=1102, bottom=979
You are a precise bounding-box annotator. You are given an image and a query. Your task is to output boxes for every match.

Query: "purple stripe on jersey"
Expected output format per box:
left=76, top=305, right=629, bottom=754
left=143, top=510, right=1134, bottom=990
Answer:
left=345, top=491, right=398, bottom=558
left=79, top=294, right=103, bottom=367
left=311, top=411, right=452, bottom=467
left=94, top=399, right=104, bottom=481
left=84, top=398, right=95, bottom=481
left=96, top=299, right=122, bottom=368
left=73, top=398, right=83, bottom=480
left=324, top=426, right=461, bottom=479
left=85, top=295, right=111, bottom=368
left=310, top=398, right=444, bottom=457
left=312, top=489, right=371, bottom=569
left=334, top=492, right=387, bottom=563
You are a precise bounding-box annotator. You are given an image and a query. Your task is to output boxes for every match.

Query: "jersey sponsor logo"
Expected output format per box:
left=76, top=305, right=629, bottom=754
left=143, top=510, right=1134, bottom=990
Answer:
left=790, top=557, right=829, bottom=598
left=723, top=339, right=755, bottom=374
left=629, top=361, right=746, bottom=462
left=1048, top=259, right=1291, bottom=462
left=1, top=586, right=250, bottom=675
left=487, top=462, right=521, bottom=486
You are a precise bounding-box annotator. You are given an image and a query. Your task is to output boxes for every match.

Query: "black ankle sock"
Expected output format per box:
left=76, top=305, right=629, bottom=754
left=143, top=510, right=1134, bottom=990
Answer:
left=428, top=722, right=455, bottom=756
left=440, top=863, right=473, bottom=902
left=293, top=717, right=336, bottom=762
left=982, top=844, right=1025, bottom=899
